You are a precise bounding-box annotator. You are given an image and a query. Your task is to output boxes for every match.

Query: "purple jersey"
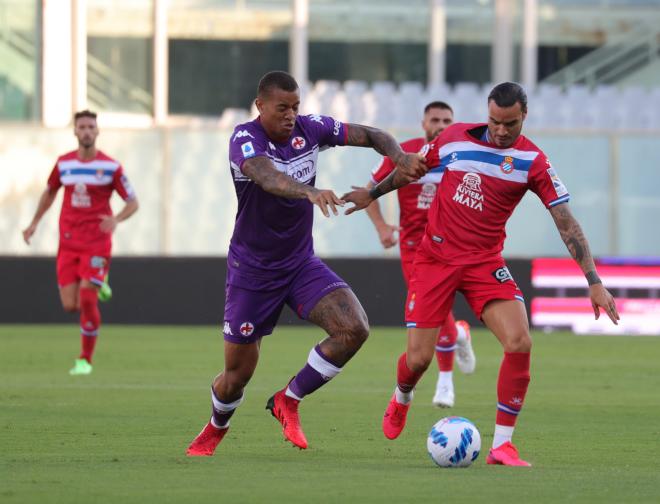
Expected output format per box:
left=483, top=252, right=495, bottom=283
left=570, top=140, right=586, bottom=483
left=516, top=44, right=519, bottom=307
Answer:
left=227, top=114, right=347, bottom=288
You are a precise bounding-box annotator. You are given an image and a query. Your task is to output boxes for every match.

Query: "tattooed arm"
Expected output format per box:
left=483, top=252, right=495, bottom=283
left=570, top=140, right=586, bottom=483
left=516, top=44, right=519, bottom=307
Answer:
left=346, top=124, right=427, bottom=179
left=241, top=156, right=344, bottom=217
left=341, top=168, right=413, bottom=215
left=549, top=203, right=620, bottom=324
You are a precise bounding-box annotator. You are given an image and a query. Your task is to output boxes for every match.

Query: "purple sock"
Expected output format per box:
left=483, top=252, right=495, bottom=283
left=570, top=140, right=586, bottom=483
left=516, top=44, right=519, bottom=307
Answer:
left=210, top=387, right=243, bottom=428
left=286, top=345, right=342, bottom=400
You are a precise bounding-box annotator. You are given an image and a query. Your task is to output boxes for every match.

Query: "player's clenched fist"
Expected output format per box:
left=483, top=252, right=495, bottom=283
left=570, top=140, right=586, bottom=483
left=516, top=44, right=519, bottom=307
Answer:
left=393, top=152, right=427, bottom=180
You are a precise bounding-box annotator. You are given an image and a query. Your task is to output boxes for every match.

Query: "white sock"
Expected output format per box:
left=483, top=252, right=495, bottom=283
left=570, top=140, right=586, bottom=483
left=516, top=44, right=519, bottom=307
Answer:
left=438, top=371, right=453, bottom=388
left=492, top=424, right=515, bottom=449
left=395, top=386, right=414, bottom=405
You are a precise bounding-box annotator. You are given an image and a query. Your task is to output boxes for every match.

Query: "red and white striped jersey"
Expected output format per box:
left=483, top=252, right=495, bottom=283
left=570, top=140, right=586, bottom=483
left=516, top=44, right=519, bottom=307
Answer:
left=421, top=123, right=569, bottom=265
left=47, top=150, right=135, bottom=253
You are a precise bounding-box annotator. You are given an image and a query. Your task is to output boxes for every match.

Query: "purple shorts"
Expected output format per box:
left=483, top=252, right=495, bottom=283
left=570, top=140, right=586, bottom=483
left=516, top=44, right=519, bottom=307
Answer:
left=222, top=256, right=348, bottom=344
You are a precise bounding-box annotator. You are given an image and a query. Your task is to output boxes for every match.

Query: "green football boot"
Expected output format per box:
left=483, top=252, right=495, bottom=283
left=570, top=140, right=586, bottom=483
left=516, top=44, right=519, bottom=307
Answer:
left=98, top=274, right=112, bottom=302
left=69, top=358, right=93, bottom=376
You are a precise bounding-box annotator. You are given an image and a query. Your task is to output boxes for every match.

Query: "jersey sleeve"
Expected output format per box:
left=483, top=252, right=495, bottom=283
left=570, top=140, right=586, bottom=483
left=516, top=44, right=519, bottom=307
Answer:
left=113, top=166, right=137, bottom=201
left=228, top=124, right=269, bottom=172
left=528, top=153, right=570, bottom=208
left=304, top=114, right=347, bottom=148
left=421, top=141, right=440, bottom=169
left=47, top=163, right=61, bottom=190
left=370, top=156, right=395, bottom=184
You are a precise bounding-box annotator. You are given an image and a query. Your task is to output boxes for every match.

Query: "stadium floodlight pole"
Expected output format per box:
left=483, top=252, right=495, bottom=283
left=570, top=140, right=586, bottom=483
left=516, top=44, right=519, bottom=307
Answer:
left=521, top=0, right=538, bottom=91
left=153, top=0, right=169, bottom=124
left=428, top=0, right=447, bottom=88
left=290, top=0, right=309, bottom=87
left=72, top=0, right=88, bottom=114
left=492, top=0, right=514, bottom=83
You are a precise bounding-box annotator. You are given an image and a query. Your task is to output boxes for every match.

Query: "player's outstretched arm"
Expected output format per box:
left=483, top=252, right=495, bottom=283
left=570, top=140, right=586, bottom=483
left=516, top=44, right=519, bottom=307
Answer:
left=364, top=181, right=399, bottom=248
left=342, top=169, right=411, bottom=215
left=242, top=155, right=343, bottom=217
left=345, top=124, right=427, bottom=179
left=22, top=187, right=57, bottom=245
left=550, top=202, right=620, bottom=324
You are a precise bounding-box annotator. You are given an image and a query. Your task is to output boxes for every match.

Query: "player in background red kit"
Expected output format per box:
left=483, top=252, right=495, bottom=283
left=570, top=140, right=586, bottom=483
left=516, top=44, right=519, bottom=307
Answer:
left=23, top=110, right=139, bottom=375
left=343, top=82, right=619, bottom=466
left=364, top=101, right=475, bottom=408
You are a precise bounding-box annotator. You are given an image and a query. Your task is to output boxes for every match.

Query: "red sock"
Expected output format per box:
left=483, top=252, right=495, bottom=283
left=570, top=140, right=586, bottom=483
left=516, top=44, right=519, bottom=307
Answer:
left=435, top=311, right=458, bottom=372
left=396, top=353, right=424, bottom=393
left=496, top=352, right=531, bottom=426
left=79, top=287, right=100, bottom=364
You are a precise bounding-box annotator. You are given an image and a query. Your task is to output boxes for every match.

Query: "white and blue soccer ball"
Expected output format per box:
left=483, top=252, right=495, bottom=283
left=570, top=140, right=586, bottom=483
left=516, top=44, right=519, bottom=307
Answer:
left=427, top=416, right=481, bottom=468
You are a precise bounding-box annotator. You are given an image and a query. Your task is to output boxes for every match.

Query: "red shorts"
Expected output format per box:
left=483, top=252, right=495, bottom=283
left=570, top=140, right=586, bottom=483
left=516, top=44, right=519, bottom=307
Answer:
left=405, top=244, right=524, bottom=328
left=56, top=248, right=110, bottom=288
left=400, top=248, right=416, bottom=287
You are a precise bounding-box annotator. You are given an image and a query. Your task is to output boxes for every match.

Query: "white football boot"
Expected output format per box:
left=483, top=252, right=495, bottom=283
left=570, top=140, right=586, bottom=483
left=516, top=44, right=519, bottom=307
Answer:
left=455, top=321, right=476, bottom=375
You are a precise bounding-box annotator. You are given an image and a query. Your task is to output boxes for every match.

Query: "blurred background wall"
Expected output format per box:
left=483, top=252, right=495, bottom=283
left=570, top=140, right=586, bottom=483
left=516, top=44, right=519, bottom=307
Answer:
left=2, top=0, right=660, bottom=259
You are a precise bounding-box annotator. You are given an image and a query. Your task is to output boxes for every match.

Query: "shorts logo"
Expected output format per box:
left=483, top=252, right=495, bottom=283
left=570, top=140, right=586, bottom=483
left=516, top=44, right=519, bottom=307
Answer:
left=500, top=156, right=514, bottom=174
left=239, top=322, right=254, bottom=337
left=291, top=136, right=306, bottom=150
left=90, top=256, right=107, bottom=269
left=492, top=266, right=513, bottom=283
left=241, top=142, right=255, bottom=158
left=223, top=321, right=233, bottom=336
left=408, top=293, right=416, bottom=312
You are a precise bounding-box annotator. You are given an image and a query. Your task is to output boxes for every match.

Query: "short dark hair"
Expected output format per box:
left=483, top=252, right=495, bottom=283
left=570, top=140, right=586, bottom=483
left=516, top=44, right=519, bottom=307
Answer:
left=488, top=82, right=527, bottom=113
left=74, top=109, right=97, bottom=122
left=257, top=71, right=299, bottom=97
left=424, top=101, right=453, bottom=115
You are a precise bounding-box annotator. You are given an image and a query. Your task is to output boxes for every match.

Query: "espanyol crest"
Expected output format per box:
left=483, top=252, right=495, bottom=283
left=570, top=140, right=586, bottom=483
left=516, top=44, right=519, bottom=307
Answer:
left=291, top=136, right=306, bottom=150
left=500, top=155, right=514, bottom=174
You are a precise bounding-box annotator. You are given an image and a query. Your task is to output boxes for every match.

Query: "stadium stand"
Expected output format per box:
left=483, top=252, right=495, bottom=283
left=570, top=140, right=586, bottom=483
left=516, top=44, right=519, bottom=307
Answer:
left=232, top=81, right=660, bottom=131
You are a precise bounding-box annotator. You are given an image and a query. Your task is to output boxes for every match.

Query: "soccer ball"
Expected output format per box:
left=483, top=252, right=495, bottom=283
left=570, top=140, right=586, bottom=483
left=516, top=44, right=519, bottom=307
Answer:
left=427, top=416, right=481, bottom=468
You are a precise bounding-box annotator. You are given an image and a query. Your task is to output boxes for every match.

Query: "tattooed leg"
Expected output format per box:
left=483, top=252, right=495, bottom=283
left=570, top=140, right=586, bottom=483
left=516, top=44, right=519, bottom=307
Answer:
left=308, top=288, right=370, bottom=366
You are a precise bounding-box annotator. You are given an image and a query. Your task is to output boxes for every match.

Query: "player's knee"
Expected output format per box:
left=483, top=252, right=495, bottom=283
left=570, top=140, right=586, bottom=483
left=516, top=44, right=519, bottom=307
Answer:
left=62, top=301, right=78, bottom=313
left=346, top=318, right=369, bottom=348
left=504, top=331, right=532, bottom=353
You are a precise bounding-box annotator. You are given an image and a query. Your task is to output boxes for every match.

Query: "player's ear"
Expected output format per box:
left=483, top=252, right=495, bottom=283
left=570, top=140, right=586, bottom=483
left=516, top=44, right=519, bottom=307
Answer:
left=255, top=98, right=264, bottom=115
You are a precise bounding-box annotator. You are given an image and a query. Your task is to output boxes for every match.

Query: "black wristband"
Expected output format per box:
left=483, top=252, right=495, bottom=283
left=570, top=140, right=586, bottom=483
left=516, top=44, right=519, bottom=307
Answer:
left=368, top=185, right=385, bottom=200
left=586, top=270, right=602, bottom=286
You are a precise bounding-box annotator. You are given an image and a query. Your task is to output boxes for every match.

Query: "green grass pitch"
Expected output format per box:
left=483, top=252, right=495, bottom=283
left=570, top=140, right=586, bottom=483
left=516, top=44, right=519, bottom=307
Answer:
left=2, top=324, right=660, bottom=504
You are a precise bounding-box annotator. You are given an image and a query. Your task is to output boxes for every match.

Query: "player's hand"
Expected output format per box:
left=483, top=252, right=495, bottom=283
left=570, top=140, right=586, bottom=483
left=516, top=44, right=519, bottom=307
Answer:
left=22, top=224, right=37, bottom=245
left=393, top=152, right=427, bottom=180
left=341, top=186, right=373, bottom=215
left=589, top=283, right=620, bottom=325
left=99, top=214, right=118, bottom=233
left=377, top=223, right=400, bottom=248
left=308, top=189, right=344, bottom=218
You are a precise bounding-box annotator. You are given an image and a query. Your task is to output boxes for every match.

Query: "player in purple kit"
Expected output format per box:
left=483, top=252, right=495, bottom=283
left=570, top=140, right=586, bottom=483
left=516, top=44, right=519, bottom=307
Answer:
left=186, top=71, right=427, bottom=456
